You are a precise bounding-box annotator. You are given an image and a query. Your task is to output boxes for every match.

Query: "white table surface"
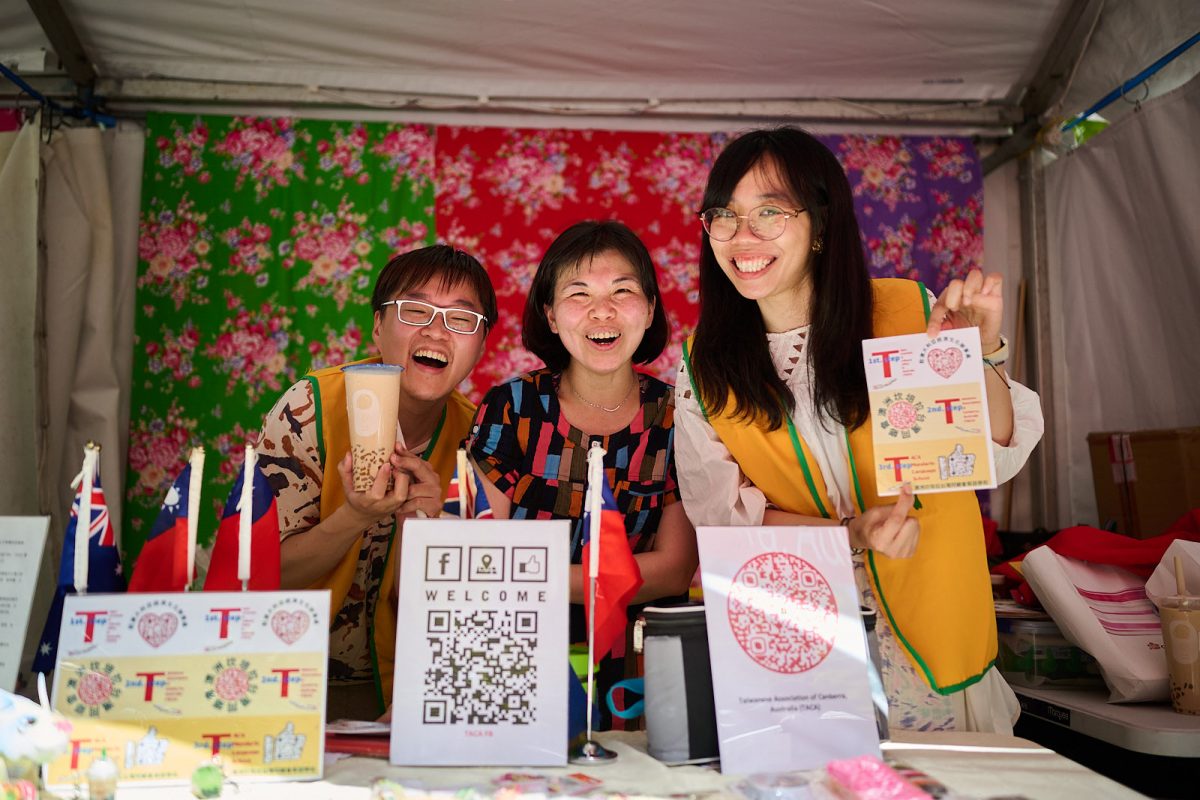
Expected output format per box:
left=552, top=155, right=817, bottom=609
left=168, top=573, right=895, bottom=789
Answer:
left=1014, top=684, right=1200, bottom=757
left=103, top=729, right=1146, bottom=799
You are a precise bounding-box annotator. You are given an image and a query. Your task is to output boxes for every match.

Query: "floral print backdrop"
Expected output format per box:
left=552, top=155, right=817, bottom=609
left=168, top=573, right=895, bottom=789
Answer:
left=127, top=113, right=983, bottom=562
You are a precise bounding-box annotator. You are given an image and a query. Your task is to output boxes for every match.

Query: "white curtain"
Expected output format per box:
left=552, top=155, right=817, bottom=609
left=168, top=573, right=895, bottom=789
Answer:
left=1046, top=74, right=1200, bottom=529
left=40, top=123, right=144, bottom=550
left=8, top=121, right=144, bottom=679
left=0, top=119, right=41, bottom=517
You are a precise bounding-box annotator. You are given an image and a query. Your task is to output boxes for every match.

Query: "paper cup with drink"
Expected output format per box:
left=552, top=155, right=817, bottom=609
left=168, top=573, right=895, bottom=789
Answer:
left=342, top=364, right=408, bottom=496
left=1161, top=556, right=1200, bottom=715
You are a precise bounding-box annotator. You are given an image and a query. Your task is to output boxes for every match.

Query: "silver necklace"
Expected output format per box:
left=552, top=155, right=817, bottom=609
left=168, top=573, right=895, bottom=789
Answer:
left=568, top=378, right=637, bottom=413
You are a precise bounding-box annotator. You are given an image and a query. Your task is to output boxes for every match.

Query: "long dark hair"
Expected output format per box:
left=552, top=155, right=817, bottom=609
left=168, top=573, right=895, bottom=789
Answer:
left=691, top=127, right=873, bottom=431
left=523, top=220, right=669, bottom=372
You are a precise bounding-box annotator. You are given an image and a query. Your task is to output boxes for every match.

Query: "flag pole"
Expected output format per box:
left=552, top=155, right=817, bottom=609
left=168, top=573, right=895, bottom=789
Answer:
left=456, top=447, right=473, bottom=520
left=570, top=441, right=617, bottom=764
left=238, top=445, right=255, bottom=591
left=71, top=442, right=101, bottom=596
left=185, top=447, right=205, bottom=591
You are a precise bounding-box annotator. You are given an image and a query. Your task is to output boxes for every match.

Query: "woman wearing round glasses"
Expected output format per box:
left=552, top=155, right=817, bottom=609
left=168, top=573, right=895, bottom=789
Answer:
left=469, top=220, right=698, bottom=728
left=676, top=128, right=1044, bottom=732
left=255, top=244, right=497, bottom=720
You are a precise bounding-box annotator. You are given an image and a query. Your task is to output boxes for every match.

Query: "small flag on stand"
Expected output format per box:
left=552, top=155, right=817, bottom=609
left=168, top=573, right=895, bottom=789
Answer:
left=128, top=447, right=205, bottom=592
left=203, top=445, right=281, bottom=591
left=581, top=445, right=643, bottom=665
left=32, top=442, right=125, bottom=674
left=441, top=448, right=494, bottom=519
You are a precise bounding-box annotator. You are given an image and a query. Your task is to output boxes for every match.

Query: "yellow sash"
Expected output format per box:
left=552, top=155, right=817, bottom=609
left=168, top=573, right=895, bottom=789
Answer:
left=307, top=356, right=476, bottom=711
left=684, top=279, right=996, bottom=693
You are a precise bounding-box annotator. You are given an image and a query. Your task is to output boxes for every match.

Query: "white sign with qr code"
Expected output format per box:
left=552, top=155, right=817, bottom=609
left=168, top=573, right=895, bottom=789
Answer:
left=391, top=519, right=570, bottom=765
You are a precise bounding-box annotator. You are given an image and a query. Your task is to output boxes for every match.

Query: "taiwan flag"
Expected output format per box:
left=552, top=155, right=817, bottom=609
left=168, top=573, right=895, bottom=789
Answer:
left=32, top=458, right=125, bottom=674
left=203, top=456, right=281, bottom=591
left=441, top=448, right=494, bottom=520
left=581, top=477, right=642, bottom=664
left=128, top=463, right=194, bottom=592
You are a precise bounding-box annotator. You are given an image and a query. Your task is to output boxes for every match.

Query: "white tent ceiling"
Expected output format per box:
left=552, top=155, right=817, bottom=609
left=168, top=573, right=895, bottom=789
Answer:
left=2, top=1, right=1197, bottom=136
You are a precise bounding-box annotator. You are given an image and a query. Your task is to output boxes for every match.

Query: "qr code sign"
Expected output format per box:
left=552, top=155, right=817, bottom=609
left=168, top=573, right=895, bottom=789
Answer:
left=423, top=609, right=538, bottom=725
left=727, top=552, right=838, bottom=674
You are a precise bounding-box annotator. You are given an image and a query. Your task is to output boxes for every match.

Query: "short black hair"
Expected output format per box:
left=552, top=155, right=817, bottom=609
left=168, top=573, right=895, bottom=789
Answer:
left=371, top=245, right=497, bottom=334
left=522, top=220, right=668, bottom=372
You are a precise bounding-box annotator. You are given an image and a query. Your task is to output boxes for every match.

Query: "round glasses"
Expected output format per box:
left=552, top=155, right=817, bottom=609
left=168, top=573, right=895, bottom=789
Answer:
left=380, top=299, right=487, bottom=335
left=698, top=205, right=807, bottom=242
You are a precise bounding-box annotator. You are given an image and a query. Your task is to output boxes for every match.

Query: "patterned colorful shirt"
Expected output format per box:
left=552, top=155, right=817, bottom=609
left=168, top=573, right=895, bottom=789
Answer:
left=468, top=369, right=680, bottom=561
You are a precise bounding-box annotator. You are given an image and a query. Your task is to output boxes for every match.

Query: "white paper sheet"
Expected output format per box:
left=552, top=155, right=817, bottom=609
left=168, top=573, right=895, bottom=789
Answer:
left=698, top=525, right=880, bottom=774
left=0, top=516, right=48, bottom=689
left=862, top=327, right=997, bottom=495
left=391, top=520, right=570, bottom=766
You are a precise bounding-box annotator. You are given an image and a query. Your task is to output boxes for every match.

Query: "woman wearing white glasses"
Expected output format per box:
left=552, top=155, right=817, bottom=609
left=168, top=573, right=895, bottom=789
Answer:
left=676, top=128, right=1044, bottom=732
left=255, top=245, right=497, bottom=720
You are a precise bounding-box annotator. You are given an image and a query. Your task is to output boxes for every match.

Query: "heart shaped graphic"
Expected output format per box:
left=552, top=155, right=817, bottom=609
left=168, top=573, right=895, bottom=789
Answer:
left=271, top=610, right=310, bottom=645
left=927, top=347, right=964, bottom=379
left=137, top=612, right=179, bottom=648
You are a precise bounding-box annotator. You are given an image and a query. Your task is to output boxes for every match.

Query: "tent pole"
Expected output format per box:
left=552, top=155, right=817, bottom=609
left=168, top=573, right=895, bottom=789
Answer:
left=1017, top=154, right=1058, bottom=531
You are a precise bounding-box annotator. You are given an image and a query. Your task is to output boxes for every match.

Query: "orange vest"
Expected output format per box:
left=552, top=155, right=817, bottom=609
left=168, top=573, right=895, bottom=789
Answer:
left=683, top=279, right=996, bottom=693
left=306, top=356, right=476, bottom=712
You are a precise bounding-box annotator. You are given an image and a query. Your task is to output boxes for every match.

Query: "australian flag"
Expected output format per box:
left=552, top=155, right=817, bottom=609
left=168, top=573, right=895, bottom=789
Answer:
left=32, top=460, right=125, bottom=674
left=128, top=463, right=194, bottom=592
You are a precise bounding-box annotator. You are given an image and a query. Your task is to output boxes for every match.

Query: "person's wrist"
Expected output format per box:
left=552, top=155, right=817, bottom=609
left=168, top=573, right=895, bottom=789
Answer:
left=842, top=516, right=865, bottom=555
left=981, top=334, right=1009, bottom=367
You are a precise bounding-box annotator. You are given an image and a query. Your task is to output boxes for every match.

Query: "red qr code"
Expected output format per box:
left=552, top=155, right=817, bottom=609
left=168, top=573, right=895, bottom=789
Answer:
left=727, top=552, right=838, bottom=674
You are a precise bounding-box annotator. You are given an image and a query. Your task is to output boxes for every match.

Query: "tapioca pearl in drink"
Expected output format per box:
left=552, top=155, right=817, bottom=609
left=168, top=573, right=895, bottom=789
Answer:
left=351, top=444, right=389, bottom=493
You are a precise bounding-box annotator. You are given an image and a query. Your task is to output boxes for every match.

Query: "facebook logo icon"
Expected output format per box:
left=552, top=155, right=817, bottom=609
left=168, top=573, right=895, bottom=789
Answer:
left=425, top=547, right=462, bottom=581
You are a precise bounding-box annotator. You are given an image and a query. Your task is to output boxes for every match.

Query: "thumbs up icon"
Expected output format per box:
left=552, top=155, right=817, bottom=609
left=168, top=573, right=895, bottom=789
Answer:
left=512, top=547, right=548, bottom=582
left=519, top=553, right=541, bottom=576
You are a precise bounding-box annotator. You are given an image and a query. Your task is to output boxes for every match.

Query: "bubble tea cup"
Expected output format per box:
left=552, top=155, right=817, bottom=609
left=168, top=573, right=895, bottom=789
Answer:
left=1161, top=595, right=1200, bottom=715
left=342, top=364, right=406, bottom=494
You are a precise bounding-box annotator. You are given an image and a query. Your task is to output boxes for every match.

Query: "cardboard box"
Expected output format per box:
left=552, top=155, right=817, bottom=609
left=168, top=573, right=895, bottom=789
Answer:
left=1087, top=428, right=1200, bottom=538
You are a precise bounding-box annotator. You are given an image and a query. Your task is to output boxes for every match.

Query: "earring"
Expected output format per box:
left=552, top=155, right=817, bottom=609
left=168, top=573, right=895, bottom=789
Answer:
left=811, top=237, right=824, bottom=254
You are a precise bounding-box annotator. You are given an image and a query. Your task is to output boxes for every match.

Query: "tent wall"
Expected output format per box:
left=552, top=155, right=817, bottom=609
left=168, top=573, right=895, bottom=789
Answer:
left=1046, top=73, right=1200, bottom=531
left=0, top=121, right=40, bottom=516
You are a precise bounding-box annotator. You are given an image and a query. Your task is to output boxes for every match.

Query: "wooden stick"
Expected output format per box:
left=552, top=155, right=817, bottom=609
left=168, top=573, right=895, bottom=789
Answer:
left=1175, top=555, right=1188, bottom=597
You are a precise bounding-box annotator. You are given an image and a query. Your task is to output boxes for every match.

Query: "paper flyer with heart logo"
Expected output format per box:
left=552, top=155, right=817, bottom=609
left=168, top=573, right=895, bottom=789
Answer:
left=862, top=327, right=997, bottom=495
left=46, top=590, right=329, bottom=790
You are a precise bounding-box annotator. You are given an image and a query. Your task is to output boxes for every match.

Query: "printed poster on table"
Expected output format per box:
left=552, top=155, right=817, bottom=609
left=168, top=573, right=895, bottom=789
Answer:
left=0, top=516, right=48, bottom=690
left=45, top=590, right=329, bottom=788
left=862, top=326, right=996, bottom=495
left=392, top=520, right=569, bottom=766
left=698, top=526, right=879, bottom=774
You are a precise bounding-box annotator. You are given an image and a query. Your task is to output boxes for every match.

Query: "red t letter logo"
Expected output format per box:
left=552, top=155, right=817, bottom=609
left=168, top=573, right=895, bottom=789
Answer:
left=872, top=350, right=901, bottom=379
left=74, top=610, right=107, bottom=643
left=209, top=608, right=240, bottom=639
left=272, top=668, right=298, bottom=698
left=933, top=398, right=960, bottom=424
left=202, top=733, right=231, bottom=756
left=69, top=739, right=86, bottom=770
left=884, top=456, right=908, bottom=482
left=137, top=671, right=165, bottom=702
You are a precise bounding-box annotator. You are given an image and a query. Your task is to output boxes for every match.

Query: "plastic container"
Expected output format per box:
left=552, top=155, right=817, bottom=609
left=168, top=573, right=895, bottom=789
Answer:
left=636, top=603, right=718, bottom=765
left=996, top=618, right=1104, bottom=688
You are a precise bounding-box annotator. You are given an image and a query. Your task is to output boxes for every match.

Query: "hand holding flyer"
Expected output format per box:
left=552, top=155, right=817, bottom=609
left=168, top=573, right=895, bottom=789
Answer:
left=862, top=326, right=997, bottom=495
